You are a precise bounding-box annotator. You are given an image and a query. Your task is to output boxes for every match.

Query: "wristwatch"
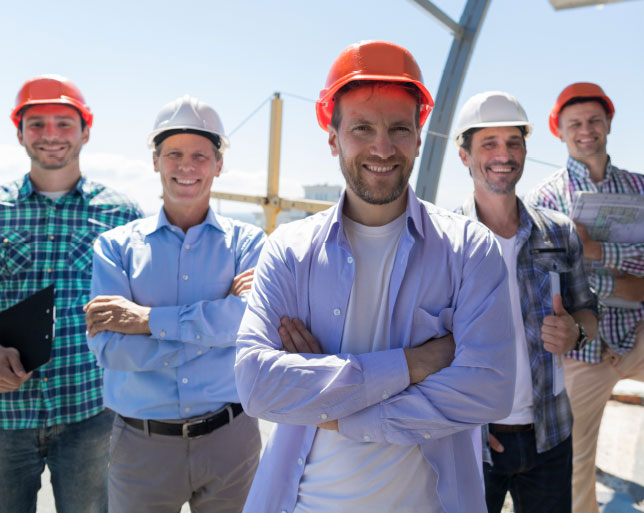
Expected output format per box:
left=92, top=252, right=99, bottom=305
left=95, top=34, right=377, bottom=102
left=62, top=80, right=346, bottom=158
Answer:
left=574, top=323, right=589, bottom=351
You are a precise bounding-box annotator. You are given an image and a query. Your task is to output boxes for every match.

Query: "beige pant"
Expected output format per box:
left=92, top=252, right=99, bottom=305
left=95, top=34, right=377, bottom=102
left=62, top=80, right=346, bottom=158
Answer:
left=564, top=322, right=644, bottom=513
left=108, top=412, right=261, bottom=513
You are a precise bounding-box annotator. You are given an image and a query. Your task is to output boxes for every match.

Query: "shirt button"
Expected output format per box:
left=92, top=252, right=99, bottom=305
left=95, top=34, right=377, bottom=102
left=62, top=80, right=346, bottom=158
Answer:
left=46, top=268, right=52, bottom=273
left=197, top=350, right=203, bottom=355
left=424, top=433, right=431, bottom=440
left=363, top=434, right=371, bottom=442
left=182, top=378, right=188, bottom=384
left=185, top=407, right=191, bottom=413
left=382, top=392, right=389, bottom=400
left=163, top=362, right=169, bottom=366
left=160, top=330, right=166, bottom=338
left=320, top=413, right=328, bottom=420
left=49, top=235, right=55, bottom=241
left=347, top=256, right=354, bottom=264
left=185, top=243, right=191, bottom=250
left=2, top=238, right=8, bottom=243
left=333, top=308, right=341, bottom=316
left=182, top=274, right=189, bottom=281
left=42, top=377, right=48, bottom=383
left=281, top=510, right=287, bottom=513
left=196, top=334, right=201, bottom=340
left=297, top=458, right=304, bottom=465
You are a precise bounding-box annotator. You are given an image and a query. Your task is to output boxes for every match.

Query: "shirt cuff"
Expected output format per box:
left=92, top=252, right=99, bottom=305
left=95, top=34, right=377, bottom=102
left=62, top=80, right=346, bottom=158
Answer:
left=600, top=242, right=620, bottom=269
left=591, top=271, right=615, bottom=298
left=149, top=306, right=180, bottom=340
left=338, top=403, right=384, bottom=443
left=355, top=347, right=410, bottom=407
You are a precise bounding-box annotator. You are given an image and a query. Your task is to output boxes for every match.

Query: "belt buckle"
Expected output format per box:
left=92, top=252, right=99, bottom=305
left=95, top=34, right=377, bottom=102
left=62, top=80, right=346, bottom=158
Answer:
left=182, top=418, right=207, bottom=439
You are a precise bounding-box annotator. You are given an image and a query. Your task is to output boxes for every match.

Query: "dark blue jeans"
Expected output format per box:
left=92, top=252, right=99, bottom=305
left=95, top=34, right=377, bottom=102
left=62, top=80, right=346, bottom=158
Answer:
left=483, top=429, right=572, bottom=513
left=0, top=409, right=113, bottom=513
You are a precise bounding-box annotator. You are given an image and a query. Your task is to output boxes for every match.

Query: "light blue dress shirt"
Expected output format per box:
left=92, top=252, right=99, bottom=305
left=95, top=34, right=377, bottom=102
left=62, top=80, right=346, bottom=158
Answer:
left=235, top=188, right=516, bottom=513
left=88, top=207, right=265, bottom=419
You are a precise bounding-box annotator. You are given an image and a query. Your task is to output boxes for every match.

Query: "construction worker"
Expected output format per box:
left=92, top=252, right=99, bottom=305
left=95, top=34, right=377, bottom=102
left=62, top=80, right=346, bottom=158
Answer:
left=525, top=83, right=644, bottom=513
left=235, top=40, right=516, bottom=513
left=454, top=91, right=598, bottom=513
left=85, top=95, right=265, bottom=513
left=0, top=75, right=142, bottom=513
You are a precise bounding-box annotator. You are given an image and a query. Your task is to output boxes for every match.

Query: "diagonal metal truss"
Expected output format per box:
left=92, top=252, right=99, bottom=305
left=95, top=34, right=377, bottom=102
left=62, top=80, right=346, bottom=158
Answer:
left=411, top=0, right=491, bottom=203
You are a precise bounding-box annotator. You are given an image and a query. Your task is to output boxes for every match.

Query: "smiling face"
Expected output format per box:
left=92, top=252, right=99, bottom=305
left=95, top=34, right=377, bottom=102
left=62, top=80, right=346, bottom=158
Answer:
left=17, top=103, right=88, bottom=172
left=459, top=126, right=526, bottom=196
left=557, top=101, right=610, bottom=161
left=153, top=132, right=222, bottom=220
left=328, top=84, right=421, bottom=219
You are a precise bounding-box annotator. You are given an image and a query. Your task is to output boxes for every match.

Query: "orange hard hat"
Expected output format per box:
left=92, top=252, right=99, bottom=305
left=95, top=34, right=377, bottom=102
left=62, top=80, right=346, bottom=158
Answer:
left=316, top=40, right=434, bottom=131
left=11, top=74, right=93, bottom=128
left=549, top=82, right=614, bottom=137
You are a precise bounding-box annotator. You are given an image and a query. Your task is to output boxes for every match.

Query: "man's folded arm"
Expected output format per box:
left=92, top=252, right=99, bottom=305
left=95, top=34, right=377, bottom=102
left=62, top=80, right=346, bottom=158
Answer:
left=87, top=235, right=260, bottom=371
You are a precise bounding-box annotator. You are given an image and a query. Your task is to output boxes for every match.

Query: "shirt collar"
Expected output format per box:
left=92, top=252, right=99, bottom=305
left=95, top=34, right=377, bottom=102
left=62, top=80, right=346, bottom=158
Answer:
left=324, top=186, right=424, bottom=244
left=461, top=194, right=534, bottom=242
left=17, top=174, right=94, bottom=202
left=566, top=155, right=615, bottom=181
left=139, top=206, right=223, bottom=236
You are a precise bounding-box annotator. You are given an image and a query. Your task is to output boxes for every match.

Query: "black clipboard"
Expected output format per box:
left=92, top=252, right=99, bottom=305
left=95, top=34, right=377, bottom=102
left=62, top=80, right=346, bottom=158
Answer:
left=0, top=285, right=55, bottom=372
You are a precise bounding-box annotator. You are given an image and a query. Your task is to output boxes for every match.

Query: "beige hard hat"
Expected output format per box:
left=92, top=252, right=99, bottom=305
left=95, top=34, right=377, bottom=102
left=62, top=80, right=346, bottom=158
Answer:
left=148, top=94, right=230, bottom=152
left=453, top=91, right=532, bottom=147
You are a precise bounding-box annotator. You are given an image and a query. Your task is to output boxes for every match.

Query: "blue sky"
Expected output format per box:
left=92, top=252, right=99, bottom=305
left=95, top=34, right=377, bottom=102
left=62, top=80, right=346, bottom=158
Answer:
left=0, top=0, right=641, bottom=216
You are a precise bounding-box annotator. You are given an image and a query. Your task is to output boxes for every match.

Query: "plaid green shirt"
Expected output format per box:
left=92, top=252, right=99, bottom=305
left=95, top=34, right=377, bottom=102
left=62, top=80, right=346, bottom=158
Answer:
left=0, top=174, right=142, bottom=429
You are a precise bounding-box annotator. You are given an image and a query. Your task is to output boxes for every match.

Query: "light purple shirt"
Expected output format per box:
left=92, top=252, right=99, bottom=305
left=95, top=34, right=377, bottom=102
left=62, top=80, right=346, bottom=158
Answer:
left=235, top=188, right=516, bottom=513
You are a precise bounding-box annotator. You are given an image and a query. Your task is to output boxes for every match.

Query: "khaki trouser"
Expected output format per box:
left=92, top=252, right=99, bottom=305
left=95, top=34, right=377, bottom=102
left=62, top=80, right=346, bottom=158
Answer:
left=564, top=322, right=644, bottom=513
left=108, top=412, right=261, bottom=513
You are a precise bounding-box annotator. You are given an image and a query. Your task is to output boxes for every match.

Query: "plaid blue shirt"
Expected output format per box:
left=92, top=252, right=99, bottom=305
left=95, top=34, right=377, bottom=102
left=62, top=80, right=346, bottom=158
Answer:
left=525, top=157, right=644, bottom=363
left=458, top=196, right=597, bottom=453
left=0, top=174, right=142, bottom=429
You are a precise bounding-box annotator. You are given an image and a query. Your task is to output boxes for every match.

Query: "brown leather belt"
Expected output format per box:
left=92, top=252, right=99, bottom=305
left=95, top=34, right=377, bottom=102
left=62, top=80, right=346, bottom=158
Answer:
left=120, top=403, right=244, bottom=439
left=489, top=423, right=534, bottom=433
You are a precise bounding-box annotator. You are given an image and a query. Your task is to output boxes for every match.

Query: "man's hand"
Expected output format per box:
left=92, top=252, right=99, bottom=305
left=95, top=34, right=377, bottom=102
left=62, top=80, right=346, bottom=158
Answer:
left=404, top=333, right=455, bottom=385
left=0, top=346, right=32, bottom=393
left=574, top=222, right=602, bottom=261
left=317, top=419, right=339, bottom=431
left=614, top=273, right=644, bottom=302
left=541, top=294, right=577, bottom=355
left=278, top=318, right=323, bottom=354
left=489, top=432, right=504, bottom=453
left=84, top=296, right=151, bottom=338
left=228, top=268, right=255, bottom=296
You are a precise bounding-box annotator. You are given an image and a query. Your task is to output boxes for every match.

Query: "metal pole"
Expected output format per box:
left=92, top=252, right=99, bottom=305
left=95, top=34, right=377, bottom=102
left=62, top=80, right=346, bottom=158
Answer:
left=415, top=0, right=491, bottom=203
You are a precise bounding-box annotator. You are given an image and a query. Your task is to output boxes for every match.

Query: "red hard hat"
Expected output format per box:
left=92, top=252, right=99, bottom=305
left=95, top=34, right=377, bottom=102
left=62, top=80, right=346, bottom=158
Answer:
left=549, top=82, right=614, bottom=137
left=315, top=40, right=434, bottom=131
left=11, top=74, right=93, bottom=128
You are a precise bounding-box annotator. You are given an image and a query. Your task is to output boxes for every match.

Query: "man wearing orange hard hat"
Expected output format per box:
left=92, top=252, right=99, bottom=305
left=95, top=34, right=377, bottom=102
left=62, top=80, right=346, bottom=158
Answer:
left=0, top=75, right=142, bottom=513
left=526, top=83, right=644, bottom=513
left=235, top=40, right=516, bottom=513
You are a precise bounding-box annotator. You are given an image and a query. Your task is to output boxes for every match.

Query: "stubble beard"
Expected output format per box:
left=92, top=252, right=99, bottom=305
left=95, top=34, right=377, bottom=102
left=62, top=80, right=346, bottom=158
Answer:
left=339, top=151, right=413, bottom=206
left=25, top=140, right=81, bottom=171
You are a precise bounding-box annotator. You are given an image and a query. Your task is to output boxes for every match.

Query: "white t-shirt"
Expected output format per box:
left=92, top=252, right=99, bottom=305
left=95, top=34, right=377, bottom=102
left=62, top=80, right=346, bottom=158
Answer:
left=494, top=234, right=534, bottom=425
left=294, top=214, right=443, bottom=513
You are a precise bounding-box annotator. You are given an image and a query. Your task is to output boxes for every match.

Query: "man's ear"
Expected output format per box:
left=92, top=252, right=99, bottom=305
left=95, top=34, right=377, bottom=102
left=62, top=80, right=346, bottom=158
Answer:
left=458, top=146, right=471, bottom=167
left=17, top=128, right=24, bottom=147
left=214, top=156, right=223, bottom=177
left=328, top=126, right=339, bottom=157
left=152, top=152, right=160, bottom=173
left=81, top=125, right=90, bottom=145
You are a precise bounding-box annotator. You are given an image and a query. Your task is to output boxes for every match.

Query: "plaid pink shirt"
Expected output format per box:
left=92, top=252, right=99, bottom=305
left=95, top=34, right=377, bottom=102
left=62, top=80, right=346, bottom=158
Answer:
left=525, top=157, right=644, bottom=363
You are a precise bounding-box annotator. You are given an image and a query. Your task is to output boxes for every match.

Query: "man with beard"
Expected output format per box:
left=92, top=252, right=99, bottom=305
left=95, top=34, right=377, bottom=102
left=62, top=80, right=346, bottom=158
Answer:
left=234, top=41, right=517, bottom=513
left=0, top=75, right=141, bottom=513
left=454, top=91, right=597, bottom=513
left=525, top=83, right=644, bottom=513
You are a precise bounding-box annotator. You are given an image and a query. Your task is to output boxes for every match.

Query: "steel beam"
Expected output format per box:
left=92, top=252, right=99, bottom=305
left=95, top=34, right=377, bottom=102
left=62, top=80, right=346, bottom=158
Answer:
left=414, top=0, right=491, bottom=203
left=408, top=0, right=464, bottom=38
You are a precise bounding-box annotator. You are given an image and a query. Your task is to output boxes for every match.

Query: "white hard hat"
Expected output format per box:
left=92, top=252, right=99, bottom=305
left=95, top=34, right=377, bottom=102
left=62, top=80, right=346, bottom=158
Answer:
left=147, top=94, right=230, bottom=152
left=453, top=91, right=532, bottom=147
